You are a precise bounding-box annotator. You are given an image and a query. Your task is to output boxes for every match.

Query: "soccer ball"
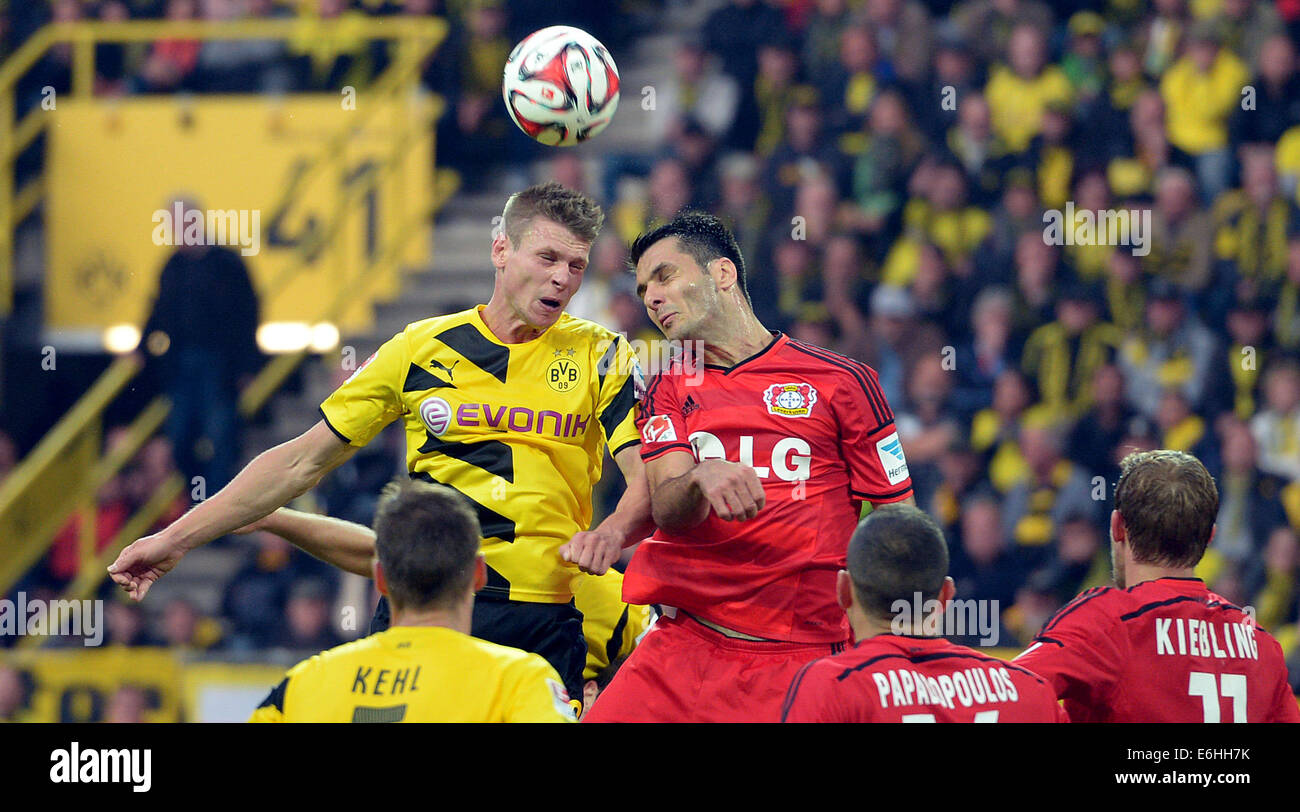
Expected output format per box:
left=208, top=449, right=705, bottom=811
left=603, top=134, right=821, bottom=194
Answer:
left=502, top=26, right=620, bottom=147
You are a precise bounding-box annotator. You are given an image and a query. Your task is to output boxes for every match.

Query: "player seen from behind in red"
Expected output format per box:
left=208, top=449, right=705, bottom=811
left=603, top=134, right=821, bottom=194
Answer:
left=583, top=211, right=916, bottom=722
left=781, top=504, right=1068, bottom=722
left=1015, top=449, right=1300, bottom=722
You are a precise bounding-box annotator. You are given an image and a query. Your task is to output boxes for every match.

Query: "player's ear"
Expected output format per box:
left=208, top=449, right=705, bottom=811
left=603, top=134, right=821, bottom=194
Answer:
left=490, top=229, right=510, bottom=272
left=937, top=577, right=956, bottom=613
left=711, top=257, right=737, bottom=293
left=472, top=553, right=488, bottom=594
left=582, top=680, right=600, bottom=715
left=836, top=569, right=854, bottom=611
left=1109, top=509, right=1126, bottom=545
left=373, top=559, right=389, bottom=598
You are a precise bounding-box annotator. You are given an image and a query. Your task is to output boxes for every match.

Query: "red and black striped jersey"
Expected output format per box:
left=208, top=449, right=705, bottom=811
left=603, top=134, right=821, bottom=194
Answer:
left=626, top=333, right=913, bottom=644
left=1015, top=577, right=1300, bottom=722
left=781, top=634, right=1068, bottom=722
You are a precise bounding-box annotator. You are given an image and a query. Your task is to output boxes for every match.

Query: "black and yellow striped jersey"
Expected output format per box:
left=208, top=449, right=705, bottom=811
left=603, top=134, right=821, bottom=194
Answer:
left=574, top=570, right=651, bottom=681
left=319, top=306, right=642, bottom=603
left=249, top=625, right=576, bottom=723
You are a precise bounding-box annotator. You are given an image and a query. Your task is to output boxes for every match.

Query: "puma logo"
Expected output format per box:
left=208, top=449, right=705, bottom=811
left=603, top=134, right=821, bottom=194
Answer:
left=430, top=359, right=459, bottom=380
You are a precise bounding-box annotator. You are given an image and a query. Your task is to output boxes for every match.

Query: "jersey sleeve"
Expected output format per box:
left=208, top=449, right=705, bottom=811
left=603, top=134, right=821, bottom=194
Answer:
left=504, top=655, right=578, bottom=723
left=595, top=335, right=643, bottom=457
left=247, top=677, right=288, bottom=723
left=637, top=369, right=693, bottom=463
left=318, top=330, right=409, bottom=447
left=1014, top=593, right=1123, bottom=716
left=833, top=365, right=914, bottom=504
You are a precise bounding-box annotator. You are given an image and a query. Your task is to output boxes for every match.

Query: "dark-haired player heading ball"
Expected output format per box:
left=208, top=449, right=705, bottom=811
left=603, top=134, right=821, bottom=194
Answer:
left=584, top=212, right=916, bottom=722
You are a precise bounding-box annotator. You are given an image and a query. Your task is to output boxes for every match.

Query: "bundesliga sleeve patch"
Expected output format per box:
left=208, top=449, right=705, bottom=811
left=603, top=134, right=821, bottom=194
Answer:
left=875, top=432, right=910, bottom=485
left=547, top=679, right=577, bottom=720
left=642, top=414, right=677, bottom=443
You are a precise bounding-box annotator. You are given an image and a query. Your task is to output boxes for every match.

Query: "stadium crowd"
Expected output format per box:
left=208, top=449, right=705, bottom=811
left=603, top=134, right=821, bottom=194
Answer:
left=5, top=0, right=1300, bottom=708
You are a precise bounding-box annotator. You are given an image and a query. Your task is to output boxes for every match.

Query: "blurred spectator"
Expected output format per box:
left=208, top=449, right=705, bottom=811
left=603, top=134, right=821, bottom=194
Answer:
left=715, top=153, right=771, bottom=295
left=104, top=685, right=150, bottom=723
left=1159, top=20, right=1249, bottom=200
left=1219, top=0, right=1286, bottom=69
left=287, top=0, right=377, bottom=91
left=752, top=37, right=802, bottom=158
left=948, top=492, right=1024, bottom=609
left=1060, top=12, right=1107, bottom=104
left=104, top=600, right=159, bottom=647
left=895, top=353, right=960, bottom=500
left=1118, top=279, right=1218, bottom=419
left=951, top=286, right=1015, bottom=417
left=136, top=0, right=203, bottom=93
left=1210, top=418, right=1288, bottom=575
left=1229, top=34, right=1300, bottom=151
left=1067, top=362, right=1134, bottom=483
left=142, top=198, right=261, bottom=496
left=817, top=25, right=889, bottom=139
left=970, top=368, right=1033, bottom=494
left=950, top=0, right=1054, bottom=69
left=223, top=528, right=336, bottom=650
left=1139, top=0, right=1190, bottom=79
left=702, top=0, right=785, bottom=150
left=1208, top=293, right=1274, bottom=419
left=762, top=88, right=844, bottom=224
left=881, top=161, right=990, bottom=287
left=650, top=36, right=740, bottom=145
left=1250, top=356, right=1300, bottom=482
left=276, top=578, right=345, bottom=652
left=862, top=0, right=933, bottom=84
left=914, top=33, right=980, bottom=146
left=197, top=0, right=294, bottom=93
left=160, top=596, right=222, bottom=651
left=984, top=23, right=1072, bottom=155
left=841, top=89, right=928, bottom=253
left=1146, top=167, right=1213, bottom=295
left=0, top=665, right=33, bottom=722
left=1009, top=232, right=1060, bottom=343
left=801, top=0, right=853, bottom=91
left=567, top=234, right=632, bottom=328
left=1020, top=282, right=1121, bottom=420
left=433, top=0, right=514, bottom=186
left=1214, top=147, right=1299, bottom=296
left=1000, top=417, right=1100, bottom=568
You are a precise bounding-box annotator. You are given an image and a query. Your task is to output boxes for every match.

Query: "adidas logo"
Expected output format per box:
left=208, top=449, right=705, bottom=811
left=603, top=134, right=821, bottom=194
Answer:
left=682, top=395, right=701, bottom=416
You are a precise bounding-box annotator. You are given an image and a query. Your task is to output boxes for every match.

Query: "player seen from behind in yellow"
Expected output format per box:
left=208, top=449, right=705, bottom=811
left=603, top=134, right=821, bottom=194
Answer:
left=249, top=479, right=576, bottom=723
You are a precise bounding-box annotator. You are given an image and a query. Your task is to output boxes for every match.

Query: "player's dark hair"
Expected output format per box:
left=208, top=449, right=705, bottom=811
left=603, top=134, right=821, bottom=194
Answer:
left=500, top=181, right=604, bottom=247
left=629, top=211, right=751, bottom=306
left=373, top=479, right=482, bottom=612
left=1114, top=450, right=1218, bottom=569
left=847, top=504, right=949, bottom=619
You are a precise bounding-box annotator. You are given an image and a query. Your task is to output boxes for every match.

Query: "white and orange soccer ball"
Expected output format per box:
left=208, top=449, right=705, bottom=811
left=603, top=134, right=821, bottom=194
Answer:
left=501, top=25, right=620, bottom=147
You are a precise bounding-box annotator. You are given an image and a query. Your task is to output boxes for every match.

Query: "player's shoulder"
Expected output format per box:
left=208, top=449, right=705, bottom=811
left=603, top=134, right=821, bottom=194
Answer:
left=1037, top=585, right=1125, bottom=634
left=553, top=312, right=625, bottom=347
left=401, top=307, right=480, bottom=342
left=781, top=337, right=886, bottom=391
left=283, top=634, right=378, bottom=682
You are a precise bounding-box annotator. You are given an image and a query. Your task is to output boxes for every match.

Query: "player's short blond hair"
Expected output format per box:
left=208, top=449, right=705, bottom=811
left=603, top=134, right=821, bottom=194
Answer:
left=500, top=181, right=604, bottom=248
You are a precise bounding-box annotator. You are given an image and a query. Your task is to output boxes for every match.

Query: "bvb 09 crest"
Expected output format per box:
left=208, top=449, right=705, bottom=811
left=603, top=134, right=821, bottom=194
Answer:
left=763, top=383, right=818, bottom=418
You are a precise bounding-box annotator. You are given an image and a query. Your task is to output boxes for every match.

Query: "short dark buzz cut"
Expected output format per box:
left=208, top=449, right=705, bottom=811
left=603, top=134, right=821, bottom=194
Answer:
left=847, top=504, right=949, bottom=619
left=373, top=478, right=482, bottom=611
left=1114, top=449, right=1219, bottom=569
left=628, top=210, right=750, bottom=305
left=500, top=181, right=604, bottom=247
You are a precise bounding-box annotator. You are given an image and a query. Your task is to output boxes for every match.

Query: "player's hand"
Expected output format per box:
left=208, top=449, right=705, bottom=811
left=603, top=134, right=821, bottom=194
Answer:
left=106, top=532, right=188, bottom=601
left=690, top=459, right=765, bottom=521
left=560, top=528, right=623, bottom=576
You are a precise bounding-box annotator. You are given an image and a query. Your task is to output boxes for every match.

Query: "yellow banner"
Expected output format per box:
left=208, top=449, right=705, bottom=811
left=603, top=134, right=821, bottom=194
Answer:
left=46, top=95, right=433, bottom=338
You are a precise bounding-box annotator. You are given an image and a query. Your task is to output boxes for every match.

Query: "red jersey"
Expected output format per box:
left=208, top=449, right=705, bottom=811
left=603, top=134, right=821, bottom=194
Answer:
left=627, top=334, right=914, bottom=643
left=781, top=634, right=1068, bottom=722
left=1015, top=577, right=1300, bottom=722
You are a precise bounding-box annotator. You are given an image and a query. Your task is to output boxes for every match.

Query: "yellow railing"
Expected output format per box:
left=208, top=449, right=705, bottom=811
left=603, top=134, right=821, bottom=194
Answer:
left=0, top=16, right=454, bottom=608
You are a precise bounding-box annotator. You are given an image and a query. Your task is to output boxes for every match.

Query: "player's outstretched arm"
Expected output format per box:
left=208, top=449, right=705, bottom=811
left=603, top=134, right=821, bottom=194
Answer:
left=645, top=451, right=765, bottom=532
left=561, top=445, right=656, bottom=575
left=107, top=420, right=359, bottom=600
left=236, top=508, right=376, bottom=577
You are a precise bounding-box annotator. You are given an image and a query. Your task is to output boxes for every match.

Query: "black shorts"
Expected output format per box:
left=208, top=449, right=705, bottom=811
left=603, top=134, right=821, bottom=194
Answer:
left=369, top=595, right=587, bottom=701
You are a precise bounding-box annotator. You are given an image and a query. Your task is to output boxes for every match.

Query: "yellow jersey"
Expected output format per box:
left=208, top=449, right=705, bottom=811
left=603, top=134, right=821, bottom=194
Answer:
left=319, top=306, right=642, bottom=603
left=249, top=625, right=576, bottom=722
left=573, top=570, right=650, bottom=681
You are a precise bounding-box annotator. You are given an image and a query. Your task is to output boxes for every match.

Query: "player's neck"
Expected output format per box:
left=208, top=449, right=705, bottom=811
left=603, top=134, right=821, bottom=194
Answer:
left=391, top=603, right=472, bottom=635
left=700, top=310, right=772, bottom=367
left=1121, top=562, right=1199, bottom=589
left=480, top=297, right=547, bottom=344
